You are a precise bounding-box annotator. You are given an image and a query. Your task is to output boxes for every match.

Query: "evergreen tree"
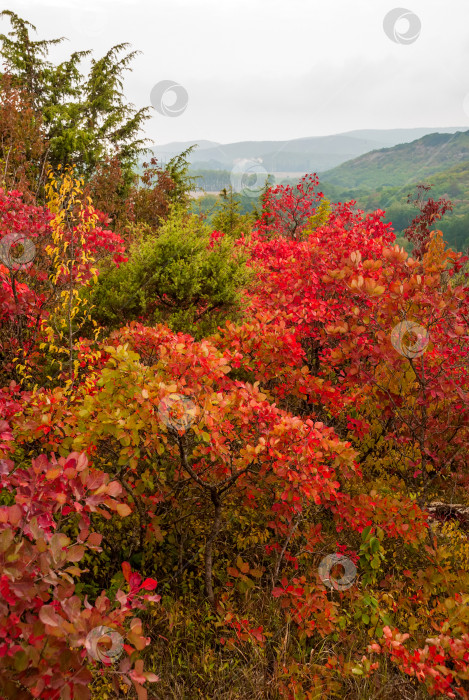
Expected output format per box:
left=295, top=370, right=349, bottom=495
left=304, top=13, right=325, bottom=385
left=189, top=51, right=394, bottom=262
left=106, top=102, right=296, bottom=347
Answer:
left=212, top=186, right=241, bottom=235
left=89, top=208, right=254, bottom=340
left=212, top=186, right=255, bottom=237
left=0, top=10, right=151, bottom=184
left=164, top=145, right=198, bottom=209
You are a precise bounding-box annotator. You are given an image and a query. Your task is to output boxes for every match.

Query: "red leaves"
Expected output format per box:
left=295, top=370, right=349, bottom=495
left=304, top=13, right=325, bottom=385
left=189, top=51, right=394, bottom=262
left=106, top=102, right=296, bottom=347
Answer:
left=207, top=229, right=226, bottom=249
left=0, top=452, right=160, bottom=698
left=330, top=493, right=428, bottom=545
left=253, top=173, right=324, bottom=242
left=366, top=625, right=469, bottom=698
left=404, top=184, right=453, bottom=259
left=122, top=560, right=132, bottom=583
left=221, top=613, right=266, bottom=647
left=1, top=169, right=468, bottom=697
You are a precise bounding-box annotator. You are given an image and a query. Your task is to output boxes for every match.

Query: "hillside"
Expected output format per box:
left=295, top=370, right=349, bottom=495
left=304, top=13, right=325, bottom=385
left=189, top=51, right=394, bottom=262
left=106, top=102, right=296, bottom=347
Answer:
left=321, top=130, right=469, bottom=188
left=315, top=158, right=469, bottom=252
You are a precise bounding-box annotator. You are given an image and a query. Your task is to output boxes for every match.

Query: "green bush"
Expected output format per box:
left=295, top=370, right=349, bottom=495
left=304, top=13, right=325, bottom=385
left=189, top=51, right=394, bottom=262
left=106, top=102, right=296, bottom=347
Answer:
left=90, top=207, right=255, bottom=340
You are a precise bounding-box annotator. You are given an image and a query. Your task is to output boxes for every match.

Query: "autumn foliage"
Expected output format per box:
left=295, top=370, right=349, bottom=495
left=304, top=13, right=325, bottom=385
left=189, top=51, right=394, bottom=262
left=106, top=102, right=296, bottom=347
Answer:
left=1, top=120, right=469, bottom=699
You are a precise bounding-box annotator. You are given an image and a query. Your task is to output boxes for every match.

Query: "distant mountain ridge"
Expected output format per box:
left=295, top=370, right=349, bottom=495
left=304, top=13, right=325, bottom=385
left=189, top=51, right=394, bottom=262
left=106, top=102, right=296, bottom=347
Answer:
left=151, top=127, right=468, bottom=173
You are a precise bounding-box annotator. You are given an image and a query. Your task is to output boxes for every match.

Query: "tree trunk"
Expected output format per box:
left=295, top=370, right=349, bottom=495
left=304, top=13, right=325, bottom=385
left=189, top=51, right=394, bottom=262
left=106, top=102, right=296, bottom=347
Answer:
left=204, top=488, right=221, bottom=607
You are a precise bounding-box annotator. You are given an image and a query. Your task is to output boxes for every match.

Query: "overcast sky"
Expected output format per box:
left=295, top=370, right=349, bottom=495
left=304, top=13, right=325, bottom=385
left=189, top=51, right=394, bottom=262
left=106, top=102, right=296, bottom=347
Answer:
left=3, top=0, right=469, bottom=147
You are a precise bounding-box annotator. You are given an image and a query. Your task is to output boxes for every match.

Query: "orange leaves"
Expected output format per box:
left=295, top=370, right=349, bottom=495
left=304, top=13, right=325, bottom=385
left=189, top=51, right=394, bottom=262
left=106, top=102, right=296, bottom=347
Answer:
left=350, top=251, right=362, bottom=265
left=228, top=556, right=264, bottom=579
left=366, top=282, right=385, bottom=296
left=122, top=560, right=132, bottom=583
left=45, top=467, right=61, bottom=480
left=381, top=244, right=408, bottom=263
left=113, top=502, right=132, bottom=518
left=326, top=322, right=349, bottom=335
left=348, top=275, right=385, bottom=296
left=3, top=174, right=468, bottom=700
left=362, top=258, right=382, bottom=271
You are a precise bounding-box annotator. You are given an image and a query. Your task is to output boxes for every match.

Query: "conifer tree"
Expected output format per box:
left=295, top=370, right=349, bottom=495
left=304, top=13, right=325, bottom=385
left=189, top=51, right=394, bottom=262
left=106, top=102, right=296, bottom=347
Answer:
left=0, top=10, right=151, bottom=184
left=212, top=186, right=255, bottom=238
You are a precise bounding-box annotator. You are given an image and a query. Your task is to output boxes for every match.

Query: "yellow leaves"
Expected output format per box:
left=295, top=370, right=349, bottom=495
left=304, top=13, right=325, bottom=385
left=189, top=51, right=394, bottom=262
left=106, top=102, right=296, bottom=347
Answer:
left=362, top=259, right=382, bottom=270
left=36, top=538, right=48, bottom=553
left=349, top=275, right=364, bottom=289
left=367, top=283, right=385, bottom=296
left=349, top=276, right=385, bottom=296
left=327, top=269, right=347, bottom=280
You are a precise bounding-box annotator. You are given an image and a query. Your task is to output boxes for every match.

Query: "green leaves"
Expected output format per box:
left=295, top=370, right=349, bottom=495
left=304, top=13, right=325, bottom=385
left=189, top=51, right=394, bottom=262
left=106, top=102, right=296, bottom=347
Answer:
left=359, top=529, right=385, bottom=585
left=91, top=208, right=253, bottom=340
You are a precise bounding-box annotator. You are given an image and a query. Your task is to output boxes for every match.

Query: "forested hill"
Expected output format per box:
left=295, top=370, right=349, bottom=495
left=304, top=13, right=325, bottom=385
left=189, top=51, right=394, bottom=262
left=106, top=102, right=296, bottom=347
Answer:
left=321, top=129, right=469, bottom=188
